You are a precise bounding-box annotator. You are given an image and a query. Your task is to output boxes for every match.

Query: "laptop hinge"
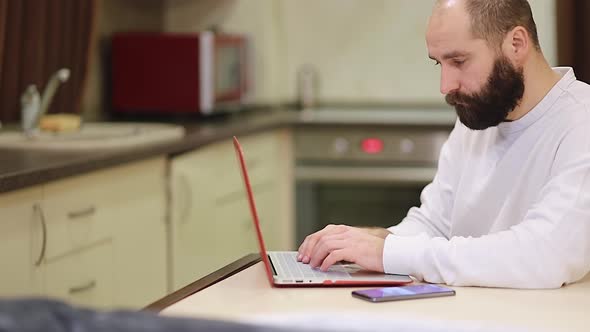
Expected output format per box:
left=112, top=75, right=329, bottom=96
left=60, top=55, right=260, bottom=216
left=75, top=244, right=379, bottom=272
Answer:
left=267, top=254, right=278, bottom=276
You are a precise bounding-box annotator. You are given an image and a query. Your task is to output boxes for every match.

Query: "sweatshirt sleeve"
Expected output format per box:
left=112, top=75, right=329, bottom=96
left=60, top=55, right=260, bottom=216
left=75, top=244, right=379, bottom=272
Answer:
left=388, top=120, right=462, bottom=238
left=383, top=124, right=590, bottom=289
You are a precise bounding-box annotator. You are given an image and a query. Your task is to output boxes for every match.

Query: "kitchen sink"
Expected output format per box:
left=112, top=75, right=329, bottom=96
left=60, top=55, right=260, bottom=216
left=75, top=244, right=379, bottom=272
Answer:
left=0, top=122, right=185, bottom=151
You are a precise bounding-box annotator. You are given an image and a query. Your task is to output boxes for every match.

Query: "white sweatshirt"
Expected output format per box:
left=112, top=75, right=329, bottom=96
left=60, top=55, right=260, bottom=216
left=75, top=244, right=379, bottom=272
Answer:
left=385, top=67, right=590, bottom=288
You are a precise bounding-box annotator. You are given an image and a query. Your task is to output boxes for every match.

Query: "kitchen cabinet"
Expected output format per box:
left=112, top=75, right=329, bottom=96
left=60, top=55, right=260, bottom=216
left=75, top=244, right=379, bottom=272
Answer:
left=0, top=157, right=167, bottom=309
left=169, top=129, right=294, bottom=290
left=42, top=241, right=115, bottom=308
left=103, top=158, right=168, bottom=309
left=0, top=127, right=295, bottom=304
left=0, top=187, right=43, bottom=297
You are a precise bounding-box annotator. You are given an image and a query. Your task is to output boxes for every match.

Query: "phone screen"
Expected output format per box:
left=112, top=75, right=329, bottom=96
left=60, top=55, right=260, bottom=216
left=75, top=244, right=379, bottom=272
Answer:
left=352, top=284, right=455, bottom=302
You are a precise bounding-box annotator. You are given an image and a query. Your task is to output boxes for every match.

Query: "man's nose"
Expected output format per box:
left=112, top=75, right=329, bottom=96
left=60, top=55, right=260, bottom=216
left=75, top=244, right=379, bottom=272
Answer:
left=440, top=67, right=460, bottom=95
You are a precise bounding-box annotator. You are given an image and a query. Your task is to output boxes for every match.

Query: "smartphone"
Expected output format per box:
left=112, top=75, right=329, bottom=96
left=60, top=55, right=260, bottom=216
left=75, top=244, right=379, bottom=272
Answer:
left=352, top=284, right=455, bottom=303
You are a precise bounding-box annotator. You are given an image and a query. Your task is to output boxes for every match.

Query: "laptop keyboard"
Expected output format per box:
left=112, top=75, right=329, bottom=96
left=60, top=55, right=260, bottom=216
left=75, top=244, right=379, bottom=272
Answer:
left=270, top=251, right=350, bottom=279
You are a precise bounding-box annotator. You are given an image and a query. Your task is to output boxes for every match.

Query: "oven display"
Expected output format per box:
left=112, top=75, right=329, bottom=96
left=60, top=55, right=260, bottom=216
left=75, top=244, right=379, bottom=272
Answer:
left=361, top=138, right=384, bottom=154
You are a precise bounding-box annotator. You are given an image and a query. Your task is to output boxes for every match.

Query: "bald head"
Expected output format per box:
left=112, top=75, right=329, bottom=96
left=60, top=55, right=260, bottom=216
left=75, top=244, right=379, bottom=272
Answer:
left=434, top=0, right=461, bottom=10
left=432, top=0, right=541, bottom=51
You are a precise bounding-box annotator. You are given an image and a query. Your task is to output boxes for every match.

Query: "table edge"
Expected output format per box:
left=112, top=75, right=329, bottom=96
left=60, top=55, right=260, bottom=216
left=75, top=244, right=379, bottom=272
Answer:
left=143, top=253, right=262, bottom=312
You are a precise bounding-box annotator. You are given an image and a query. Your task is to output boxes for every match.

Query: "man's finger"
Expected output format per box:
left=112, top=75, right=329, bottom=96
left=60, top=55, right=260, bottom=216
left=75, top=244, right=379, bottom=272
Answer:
left=308, top=236, right=348, bottom=268
left=298, top=225, right=348, bottom=263
left=320, top=249, right=350, bottom=272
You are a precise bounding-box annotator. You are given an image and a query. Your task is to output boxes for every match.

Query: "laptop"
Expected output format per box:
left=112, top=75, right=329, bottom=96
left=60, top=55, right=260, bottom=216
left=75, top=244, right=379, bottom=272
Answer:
left=232, top=136, right=414, bottom=287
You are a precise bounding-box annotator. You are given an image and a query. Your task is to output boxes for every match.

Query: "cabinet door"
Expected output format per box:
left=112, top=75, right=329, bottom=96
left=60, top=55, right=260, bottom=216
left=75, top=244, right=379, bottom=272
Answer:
left=0, top=187, right=43, bottom=296
left=170, top=143, right=221, bottom=289
left=241, top=129, right=294, bottom=252
left=42, top=241, right=114, bottom=309
left=255, top=186, right=283, bottom=251
left=40, top=157, right=167, bottom=309
left=262, top=129, right=295, bottom=251
left=105, top=158, right=168, bottom=308
left=170, top=130, right=294, bottom=290
left=234, top=129, right=295, bottom=251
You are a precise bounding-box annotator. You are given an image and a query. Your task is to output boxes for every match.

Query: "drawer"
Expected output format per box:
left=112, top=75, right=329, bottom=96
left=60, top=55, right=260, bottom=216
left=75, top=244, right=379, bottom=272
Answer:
left=42, top=241, right=114, bottom=309
left=39, top=158, right=166, bottom=261
left=41, top=173, right=117, bottom=260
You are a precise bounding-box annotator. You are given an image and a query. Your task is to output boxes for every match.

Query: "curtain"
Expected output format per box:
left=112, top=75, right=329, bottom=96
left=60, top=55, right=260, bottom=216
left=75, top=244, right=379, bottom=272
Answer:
left=0, top=1, right=5, bottom=92
left=0, top=0, right=98, bottom=123
left=557, top=0, right=590, bottom=83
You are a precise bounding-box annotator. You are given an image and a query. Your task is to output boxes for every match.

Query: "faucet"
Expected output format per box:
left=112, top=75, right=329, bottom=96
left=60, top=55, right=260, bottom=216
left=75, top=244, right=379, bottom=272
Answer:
left=21, top=68, right=70, bottom=137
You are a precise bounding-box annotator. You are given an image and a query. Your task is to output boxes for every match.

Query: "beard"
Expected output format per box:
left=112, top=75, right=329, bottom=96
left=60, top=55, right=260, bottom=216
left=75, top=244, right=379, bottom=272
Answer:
left=445, top=56, right=525, bottom=130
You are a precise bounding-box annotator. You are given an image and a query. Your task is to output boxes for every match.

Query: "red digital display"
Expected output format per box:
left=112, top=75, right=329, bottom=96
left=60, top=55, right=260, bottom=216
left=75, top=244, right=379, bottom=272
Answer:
left=361, top=138, right=384, bottom=154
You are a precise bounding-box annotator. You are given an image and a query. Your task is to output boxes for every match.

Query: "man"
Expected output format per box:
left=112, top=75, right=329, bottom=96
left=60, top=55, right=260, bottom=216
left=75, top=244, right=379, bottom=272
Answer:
left=297, top=0, right=590, bottom=289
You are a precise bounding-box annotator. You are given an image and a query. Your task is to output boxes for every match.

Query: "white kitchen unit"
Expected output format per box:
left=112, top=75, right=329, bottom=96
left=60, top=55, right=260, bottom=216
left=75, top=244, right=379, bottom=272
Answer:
left=0, top=157, right=168, bottom=309
left=0, top=186, right=44, bottom=297
left=169, top=129, right=294, bottom=291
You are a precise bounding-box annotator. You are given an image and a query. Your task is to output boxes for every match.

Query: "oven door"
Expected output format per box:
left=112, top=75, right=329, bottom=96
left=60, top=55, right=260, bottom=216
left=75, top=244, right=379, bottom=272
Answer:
left=293, top=124, right=450, bottom=246
left=295, top=166, right=434, bottom=245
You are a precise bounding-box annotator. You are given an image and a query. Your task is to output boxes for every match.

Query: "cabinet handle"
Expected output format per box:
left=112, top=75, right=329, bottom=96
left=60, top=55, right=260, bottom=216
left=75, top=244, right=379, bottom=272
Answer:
left=33, top=204, right=47, bottom=267
left=68, top=280, right=96, bottom=294
left=178, top=173, right=192, bottom=225
left=67, top=206, right=96, bottom=219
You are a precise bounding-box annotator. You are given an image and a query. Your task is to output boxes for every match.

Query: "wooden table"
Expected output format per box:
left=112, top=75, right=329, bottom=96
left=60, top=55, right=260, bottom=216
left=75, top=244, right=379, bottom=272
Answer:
left=147, top=254, right=589, bottom=331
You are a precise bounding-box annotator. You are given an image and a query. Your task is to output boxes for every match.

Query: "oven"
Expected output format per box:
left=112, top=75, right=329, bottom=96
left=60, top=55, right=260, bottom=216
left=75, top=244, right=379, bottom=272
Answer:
left=294, top=115, right=453, bottom=244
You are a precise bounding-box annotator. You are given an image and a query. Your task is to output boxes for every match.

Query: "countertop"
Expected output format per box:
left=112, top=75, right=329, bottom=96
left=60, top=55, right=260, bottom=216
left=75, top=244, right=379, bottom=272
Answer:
left=0, top=108, right=456, bottom=194
left=155, top=254, right=590, bottom=332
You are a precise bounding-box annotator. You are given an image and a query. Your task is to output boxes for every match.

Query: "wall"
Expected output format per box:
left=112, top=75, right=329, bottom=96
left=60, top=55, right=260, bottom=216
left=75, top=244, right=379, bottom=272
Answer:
left=83, top=0, right=558, bottom=118
left=163, top=0, right=284, bottom=105
left=280, top=0, right=442, bottom=105
left=163, top=0, right=557, bottom=107
left=82, top=0, right=164, bottom=121
left=280, top=0, right=557, bottom=105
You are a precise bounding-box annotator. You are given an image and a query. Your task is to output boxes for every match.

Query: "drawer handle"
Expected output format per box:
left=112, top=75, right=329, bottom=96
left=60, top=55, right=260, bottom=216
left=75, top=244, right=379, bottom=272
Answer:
left=68, top=206, right=96, bottom=219
left=33, top=204, right=47, bottom=267
left=69, top=280, right=96, bottom=294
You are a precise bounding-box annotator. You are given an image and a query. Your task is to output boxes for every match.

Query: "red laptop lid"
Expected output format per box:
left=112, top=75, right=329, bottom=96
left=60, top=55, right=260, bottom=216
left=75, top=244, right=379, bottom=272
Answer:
left=233, top=136, right=276, bottom=286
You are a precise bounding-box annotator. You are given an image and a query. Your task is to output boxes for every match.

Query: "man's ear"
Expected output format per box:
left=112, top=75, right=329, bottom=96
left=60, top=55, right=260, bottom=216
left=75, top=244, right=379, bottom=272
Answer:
left=503, top=26, right=530, bottom=64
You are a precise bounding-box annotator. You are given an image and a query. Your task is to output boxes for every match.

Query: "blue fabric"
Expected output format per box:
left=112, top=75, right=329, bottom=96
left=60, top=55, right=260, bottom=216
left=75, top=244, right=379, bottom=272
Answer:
left=0, top=298, right=275, bottom=332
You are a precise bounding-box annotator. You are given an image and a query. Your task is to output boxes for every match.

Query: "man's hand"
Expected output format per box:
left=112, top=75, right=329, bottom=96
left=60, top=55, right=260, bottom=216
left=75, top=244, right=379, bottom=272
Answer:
left=296, top=224, right=387, bottom=272
left=363, top=227, right=394, bottom=239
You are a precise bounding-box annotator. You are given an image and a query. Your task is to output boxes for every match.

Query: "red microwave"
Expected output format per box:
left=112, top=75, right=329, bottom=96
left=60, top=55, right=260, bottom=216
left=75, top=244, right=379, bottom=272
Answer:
left=111, top=32, right=249, bottom=115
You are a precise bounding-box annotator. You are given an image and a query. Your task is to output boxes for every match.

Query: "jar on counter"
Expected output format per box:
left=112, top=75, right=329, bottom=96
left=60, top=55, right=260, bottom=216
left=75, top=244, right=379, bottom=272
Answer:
left=296, top=64, right=320, bottom=110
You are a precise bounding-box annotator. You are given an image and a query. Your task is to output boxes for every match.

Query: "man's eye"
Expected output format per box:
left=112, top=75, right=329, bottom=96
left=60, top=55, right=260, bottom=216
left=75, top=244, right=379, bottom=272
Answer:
left=434, top=60, right=441, bottom=66
left=453, top=59, right=465, bottom=66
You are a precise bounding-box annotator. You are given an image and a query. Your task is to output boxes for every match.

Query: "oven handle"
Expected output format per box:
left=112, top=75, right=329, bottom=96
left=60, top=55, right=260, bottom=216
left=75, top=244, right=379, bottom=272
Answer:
left=295, top=166, right=436, bottom=184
